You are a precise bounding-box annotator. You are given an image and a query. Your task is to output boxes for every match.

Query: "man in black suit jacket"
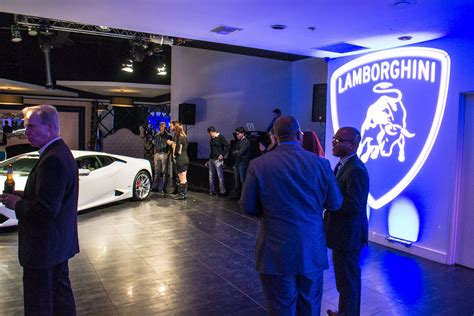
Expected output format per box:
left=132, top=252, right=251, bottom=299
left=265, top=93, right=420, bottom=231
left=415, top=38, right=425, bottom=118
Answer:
left=325, top=127, right=369, bottom=316
left=1, top=105, right=79, bottom=315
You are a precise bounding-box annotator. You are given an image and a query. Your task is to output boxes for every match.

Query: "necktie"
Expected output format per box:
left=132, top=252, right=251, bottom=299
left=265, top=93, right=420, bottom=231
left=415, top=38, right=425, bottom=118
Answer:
left=334, top=162, right=341, bottom=176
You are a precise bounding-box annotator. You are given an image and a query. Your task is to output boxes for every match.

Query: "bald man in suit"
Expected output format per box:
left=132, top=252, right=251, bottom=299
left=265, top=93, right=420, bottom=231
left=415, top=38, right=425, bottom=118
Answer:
left=240, top=116, right=342, bottom=315
left=1, top=104, right=79, bottom=315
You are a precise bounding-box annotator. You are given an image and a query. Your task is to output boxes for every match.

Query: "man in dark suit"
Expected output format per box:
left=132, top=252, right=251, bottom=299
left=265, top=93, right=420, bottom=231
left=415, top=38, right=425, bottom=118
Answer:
left=240, top=116, right=342, bottom=315
left=1, top=104, right=79, bottom=315
left=325, top=127, right=370, bottom=316
left=230, top=126, right=250, bottom=199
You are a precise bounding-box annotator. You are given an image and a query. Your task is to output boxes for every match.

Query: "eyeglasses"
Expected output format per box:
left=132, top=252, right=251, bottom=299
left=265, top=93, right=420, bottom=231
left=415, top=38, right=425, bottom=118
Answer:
left=332, top=136, right=354, bottom=144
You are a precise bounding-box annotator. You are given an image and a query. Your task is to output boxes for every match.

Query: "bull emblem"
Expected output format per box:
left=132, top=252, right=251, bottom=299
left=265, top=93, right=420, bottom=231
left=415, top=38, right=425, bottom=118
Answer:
left=358, top=82, right=415, bottom=163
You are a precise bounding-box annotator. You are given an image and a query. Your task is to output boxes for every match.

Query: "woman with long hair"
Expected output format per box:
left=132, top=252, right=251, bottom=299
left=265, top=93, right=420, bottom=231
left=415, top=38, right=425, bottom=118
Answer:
left=302, top=130, right=325, bottom=157
left=169, top=124, right=189, bottom=200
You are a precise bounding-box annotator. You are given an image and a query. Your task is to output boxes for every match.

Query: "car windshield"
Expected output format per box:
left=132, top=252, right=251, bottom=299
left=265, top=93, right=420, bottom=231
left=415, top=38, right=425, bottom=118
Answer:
left=0, top=155, right=39, bottom=176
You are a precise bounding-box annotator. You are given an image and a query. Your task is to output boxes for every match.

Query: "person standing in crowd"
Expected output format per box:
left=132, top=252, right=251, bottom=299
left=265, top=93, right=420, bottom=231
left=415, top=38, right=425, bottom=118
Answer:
left=266, top=108, right=282, bottom=132
left=231, top=127, right=250, bottom=199
left=259, top=128, right=277, bottom=154
left=0, top=105, right=80, bottom=315
left=2, top=120, right=13, bottom=133
left=206, top=126, right=229, bottom=196
left=325, top=127, right=370, bottom=316
left=153, top=122, right=172, bottom=193
left=303, top=130, right=325, bottom=157
left=240, top=116, right=342, bottom=315
left=169, top=120, right=180, bottom=195
left=169, top=124, right=189, bottom=200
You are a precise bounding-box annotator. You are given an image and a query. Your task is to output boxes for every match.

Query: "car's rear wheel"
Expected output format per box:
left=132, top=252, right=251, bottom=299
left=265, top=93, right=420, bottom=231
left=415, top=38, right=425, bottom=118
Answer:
left=132, top=170, right=151, bottom=200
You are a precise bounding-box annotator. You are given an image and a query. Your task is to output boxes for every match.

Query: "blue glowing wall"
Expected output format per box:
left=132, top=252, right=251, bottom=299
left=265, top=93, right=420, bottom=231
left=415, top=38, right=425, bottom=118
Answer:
left=325, top=35, right=474, bottom=263
left=330, top=47, right=450, bottom=210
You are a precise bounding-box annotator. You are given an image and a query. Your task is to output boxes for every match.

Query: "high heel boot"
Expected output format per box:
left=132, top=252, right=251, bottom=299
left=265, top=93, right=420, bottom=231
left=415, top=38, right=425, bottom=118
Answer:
left=174, top=183, right=187, bottom=200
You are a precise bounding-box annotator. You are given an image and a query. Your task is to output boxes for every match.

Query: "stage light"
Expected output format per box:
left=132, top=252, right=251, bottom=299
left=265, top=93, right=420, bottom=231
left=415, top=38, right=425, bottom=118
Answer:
left=121, top=59, right=134, bottom=73
left=157, top=64, right=167, bottom=76
left=11, top=25, right=22, bottom=42
left=387, top=197, right=420, bottom=244
left=27, top=26, right=38, bottom=36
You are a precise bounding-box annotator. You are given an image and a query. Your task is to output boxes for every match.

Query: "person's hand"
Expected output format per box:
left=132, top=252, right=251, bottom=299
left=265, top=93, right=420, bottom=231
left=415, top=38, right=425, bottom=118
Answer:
left=259, top=142, right=266, bottom=152
left=205, top=161, right=210, bottom=167
left=166, top=140, right=174, bottom=145
left=218, top=155, right=224, bottom=161
left=0, top=193, right=21, bottom=210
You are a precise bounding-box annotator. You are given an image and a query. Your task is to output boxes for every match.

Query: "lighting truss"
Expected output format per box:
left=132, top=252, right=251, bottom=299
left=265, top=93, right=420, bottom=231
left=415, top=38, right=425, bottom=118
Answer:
left=14, top=14, right=176, bottom=44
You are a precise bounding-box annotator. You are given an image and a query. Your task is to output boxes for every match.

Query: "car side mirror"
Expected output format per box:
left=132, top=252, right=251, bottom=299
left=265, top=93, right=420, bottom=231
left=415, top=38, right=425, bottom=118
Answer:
left=78, top=168, right=91, bottom=176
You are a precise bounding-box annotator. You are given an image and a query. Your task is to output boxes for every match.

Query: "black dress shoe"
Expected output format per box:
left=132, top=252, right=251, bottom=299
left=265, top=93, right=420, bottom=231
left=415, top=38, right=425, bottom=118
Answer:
left=209, top=192, right=217, bottom=196
left=217, top=192, right=227, bottom=197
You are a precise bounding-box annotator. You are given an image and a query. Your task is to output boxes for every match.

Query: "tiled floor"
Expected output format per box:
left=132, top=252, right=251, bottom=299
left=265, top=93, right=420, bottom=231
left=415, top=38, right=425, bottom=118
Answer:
left=1, top=191, right=473, bottom=315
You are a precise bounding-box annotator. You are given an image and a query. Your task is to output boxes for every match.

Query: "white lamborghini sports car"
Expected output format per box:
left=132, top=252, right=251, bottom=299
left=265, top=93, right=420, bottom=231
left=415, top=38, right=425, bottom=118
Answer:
left=0, top=150, right=152, bottom=228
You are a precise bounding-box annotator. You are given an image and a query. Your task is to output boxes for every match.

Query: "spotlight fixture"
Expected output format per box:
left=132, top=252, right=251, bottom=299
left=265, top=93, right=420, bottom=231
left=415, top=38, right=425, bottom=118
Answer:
left=131, top=41, right=147, bottom=62
left=161, top=36, right=174, bottom=46
left=150, top=35, right=174, bottom=46
left=110, top=96, right=134, bottom=107
left=386, top=236, right=412, bottom=247
left=27, top=26, right=38, bottom=36
left=11, top=25, right=22, bottom=42
left=157, top=64, right=167, bottom=76
left=121, top=59, right=134, bottom=73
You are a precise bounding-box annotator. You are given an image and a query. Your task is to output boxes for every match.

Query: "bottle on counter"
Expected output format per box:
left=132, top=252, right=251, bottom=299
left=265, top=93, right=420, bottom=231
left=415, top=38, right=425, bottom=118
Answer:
left=3, top=163, right=15, bottom=194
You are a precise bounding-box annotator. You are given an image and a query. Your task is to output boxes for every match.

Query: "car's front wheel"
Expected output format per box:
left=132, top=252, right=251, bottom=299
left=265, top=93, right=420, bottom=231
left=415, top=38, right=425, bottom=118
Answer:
left=132, top=170, right=152, bottom=200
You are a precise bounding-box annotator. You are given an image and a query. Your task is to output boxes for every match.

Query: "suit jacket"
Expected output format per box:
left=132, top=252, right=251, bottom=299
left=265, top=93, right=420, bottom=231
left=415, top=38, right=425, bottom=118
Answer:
left=233, top=137, right=250, bottom=164
left=325, top=155, right=369, bottom=251
left=240, top=142, right=342, bottom=275
left=15, top=139, right=79, bottom=268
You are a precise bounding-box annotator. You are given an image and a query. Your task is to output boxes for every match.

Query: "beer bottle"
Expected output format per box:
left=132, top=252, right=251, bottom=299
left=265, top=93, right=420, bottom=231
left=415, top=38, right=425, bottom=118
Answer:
left=3, top=163, right=15, bottom=194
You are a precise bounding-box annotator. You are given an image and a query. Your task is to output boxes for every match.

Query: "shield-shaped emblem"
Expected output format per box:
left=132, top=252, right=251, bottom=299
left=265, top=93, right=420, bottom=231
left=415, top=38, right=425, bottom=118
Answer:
left=330, top=47, right=450, bottom=209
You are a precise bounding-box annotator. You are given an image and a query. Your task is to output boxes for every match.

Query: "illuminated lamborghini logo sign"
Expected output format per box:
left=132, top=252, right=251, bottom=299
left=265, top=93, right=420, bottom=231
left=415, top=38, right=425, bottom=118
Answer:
left=330, top=47, right=450, bottom=209
left=358, top=82, right=415, bottom=163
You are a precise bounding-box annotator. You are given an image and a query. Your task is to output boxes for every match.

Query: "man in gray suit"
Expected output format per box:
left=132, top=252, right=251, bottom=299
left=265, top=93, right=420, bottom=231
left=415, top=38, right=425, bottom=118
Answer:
left=325, top=127, right=370, bottom=316
left=240, top=116, right=342, bottom=315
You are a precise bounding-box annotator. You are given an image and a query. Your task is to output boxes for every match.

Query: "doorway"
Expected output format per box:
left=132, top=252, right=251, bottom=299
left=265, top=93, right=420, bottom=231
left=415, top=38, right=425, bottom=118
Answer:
left=455, top=93, right=474, bottom=268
